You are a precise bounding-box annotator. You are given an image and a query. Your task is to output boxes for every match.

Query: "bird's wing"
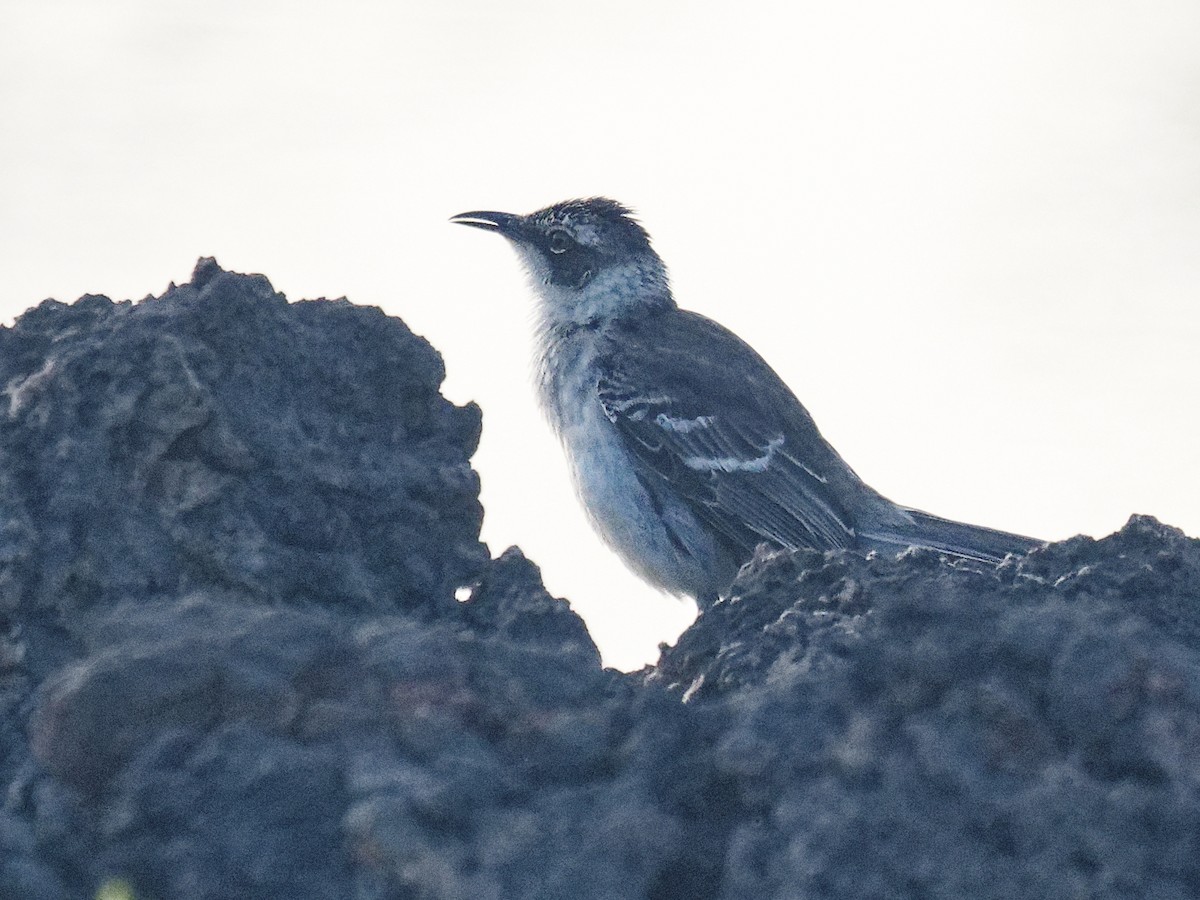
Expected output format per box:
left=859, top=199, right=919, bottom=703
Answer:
left=597, top=310, right=863, bottom=555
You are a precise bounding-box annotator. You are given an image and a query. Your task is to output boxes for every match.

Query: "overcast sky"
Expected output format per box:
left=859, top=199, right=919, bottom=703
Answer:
left=3, top=1, right=1198, bottom=669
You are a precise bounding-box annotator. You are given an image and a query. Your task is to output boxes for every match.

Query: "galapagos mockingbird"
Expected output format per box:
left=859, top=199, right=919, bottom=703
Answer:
left=452, top=198, right=1041, bottom=609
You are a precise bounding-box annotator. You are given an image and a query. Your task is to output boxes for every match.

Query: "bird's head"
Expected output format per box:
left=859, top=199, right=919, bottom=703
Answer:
left=452, top=197, right=673, bottom=327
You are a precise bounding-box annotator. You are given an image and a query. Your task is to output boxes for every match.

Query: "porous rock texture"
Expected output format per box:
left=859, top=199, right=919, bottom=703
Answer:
left=1, top=260, right=1199, bottom=899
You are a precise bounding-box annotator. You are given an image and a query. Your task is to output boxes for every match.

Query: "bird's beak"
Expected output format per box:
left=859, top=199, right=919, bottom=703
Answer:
left=449, top=210, right=524, bottom=238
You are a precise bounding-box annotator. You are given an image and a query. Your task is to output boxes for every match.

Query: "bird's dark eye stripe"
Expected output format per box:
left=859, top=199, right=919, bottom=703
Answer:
left=548, top=230, right=572, bottom=254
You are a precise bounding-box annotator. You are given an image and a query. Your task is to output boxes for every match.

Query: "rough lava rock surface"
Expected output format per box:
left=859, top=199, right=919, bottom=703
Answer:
left=1, top=260, right=1199, bottom=899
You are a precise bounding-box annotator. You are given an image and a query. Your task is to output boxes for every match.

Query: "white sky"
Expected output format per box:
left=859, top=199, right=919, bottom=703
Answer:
left=2, top=1, right=1198, bottom=670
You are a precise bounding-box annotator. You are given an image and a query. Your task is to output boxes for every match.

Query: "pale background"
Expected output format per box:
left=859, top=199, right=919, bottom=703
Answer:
left=2, top=1, right=1197, bottom=670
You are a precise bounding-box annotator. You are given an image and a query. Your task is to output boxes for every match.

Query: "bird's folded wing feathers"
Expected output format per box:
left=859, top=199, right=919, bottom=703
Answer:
left=597, top=311, right=860, bottom=555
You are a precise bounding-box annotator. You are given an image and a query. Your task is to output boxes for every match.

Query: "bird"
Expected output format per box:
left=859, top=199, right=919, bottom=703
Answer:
left=451, top=198, right=1042, bottom=609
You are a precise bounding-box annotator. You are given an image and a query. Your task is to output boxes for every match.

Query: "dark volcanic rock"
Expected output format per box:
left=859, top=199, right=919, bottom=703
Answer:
left=2, top=260, right=1199, bottom=900
left=657, top=521, right=1200, bottom=898
left=0, top=257, right=487, bottom=620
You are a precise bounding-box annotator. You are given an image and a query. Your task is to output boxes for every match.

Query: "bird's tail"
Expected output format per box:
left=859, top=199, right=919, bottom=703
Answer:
left=859, top=507, right=1042, bottom=564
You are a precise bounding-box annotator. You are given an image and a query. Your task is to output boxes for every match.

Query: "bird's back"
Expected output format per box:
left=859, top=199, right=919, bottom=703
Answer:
left=598, top=309, right=889, bottom=556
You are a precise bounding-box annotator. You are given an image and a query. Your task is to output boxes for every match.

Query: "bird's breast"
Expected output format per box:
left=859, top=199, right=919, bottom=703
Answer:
left=534, top=330, right=731, bottom=600
left=539, top=334, right=643, bottom=533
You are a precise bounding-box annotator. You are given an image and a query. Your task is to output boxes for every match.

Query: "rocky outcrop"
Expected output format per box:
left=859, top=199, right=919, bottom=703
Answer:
left=2, top=261, right=1197, bottom=899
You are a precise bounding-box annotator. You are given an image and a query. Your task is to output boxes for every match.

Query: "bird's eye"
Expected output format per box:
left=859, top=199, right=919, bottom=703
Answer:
left=548, top=230, right=572, bottom=254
